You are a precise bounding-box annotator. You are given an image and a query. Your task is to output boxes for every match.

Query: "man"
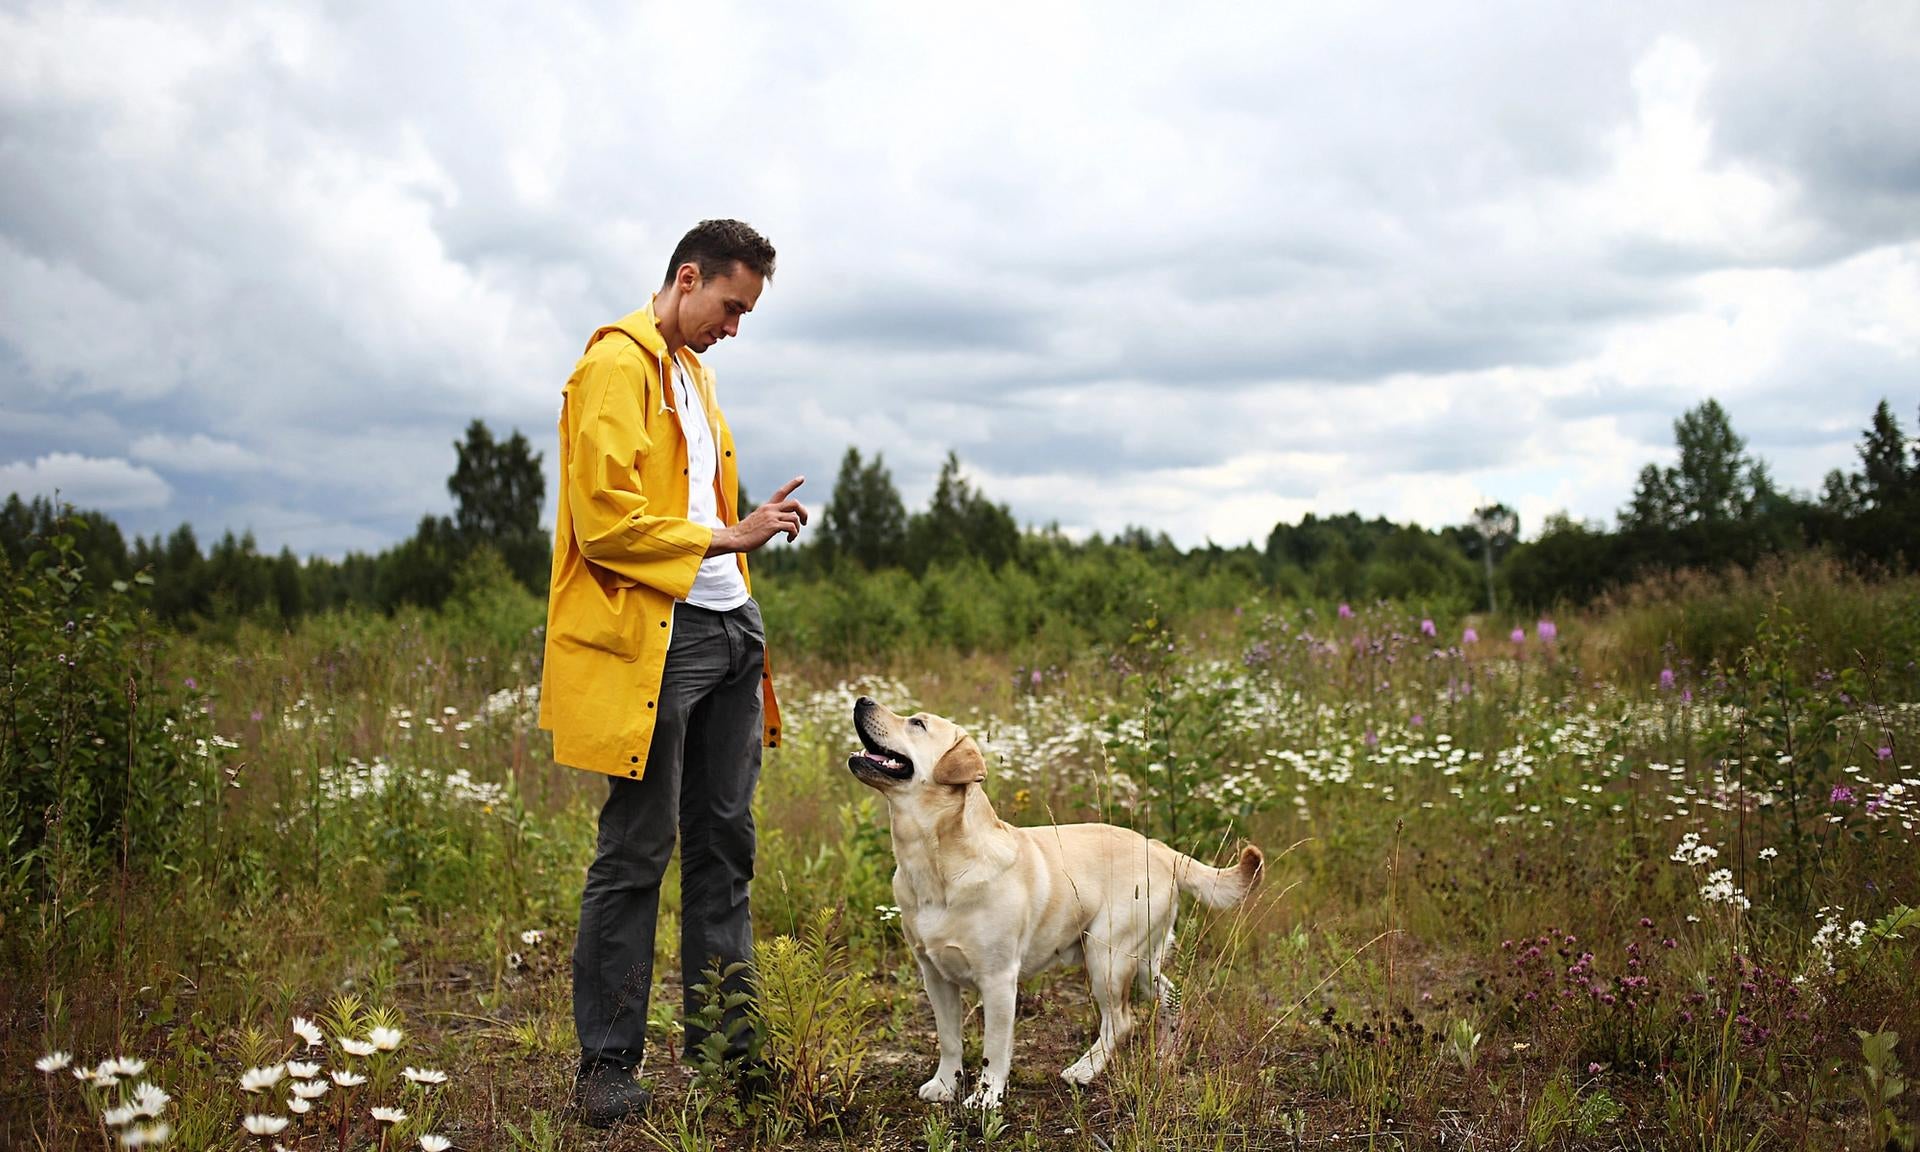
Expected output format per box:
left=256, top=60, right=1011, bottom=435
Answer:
left=538, top=219, right=806, bottom=1128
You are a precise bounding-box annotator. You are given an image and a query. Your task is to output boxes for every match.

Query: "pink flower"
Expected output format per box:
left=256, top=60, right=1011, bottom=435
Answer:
left=1659, top=668, right=1675, bottom=691
left=1510, top=628, right=1525, bottom=644
left=1338, top=602, right=1353, bottom=619
left=1420, top=618, right=1436, bottom=637
left=1830, top=786, right=1855, bottom=806
left=1537, top=619, right=1557, bottom=643
left=1462, top=628, right=1478, bottom=645
left=1876, top=745, right=1893, bottom=762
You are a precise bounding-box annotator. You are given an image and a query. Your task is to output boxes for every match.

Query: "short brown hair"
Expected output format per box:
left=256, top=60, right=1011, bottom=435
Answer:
left=662, top=219, right=776, bottom=286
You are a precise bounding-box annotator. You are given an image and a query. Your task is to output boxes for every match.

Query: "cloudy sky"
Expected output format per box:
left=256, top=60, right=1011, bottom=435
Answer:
left=3, top=2, right=1917, bottom=556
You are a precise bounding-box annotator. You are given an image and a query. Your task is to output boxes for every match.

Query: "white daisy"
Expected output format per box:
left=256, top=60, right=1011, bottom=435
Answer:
left=339, top=1038, right=377, bottom=1058
left=403, top=1067, right=448, bottom=1086
left=368, top=1027, right=404, bottom=1052
left=330, top=1070, right=367, bottom=1087
left=110, top=1058, right=147, bottom=1078
left=291, top=1017, right=324, bottom=1047
left=36, top=1052, right=72, bottom=1073
left=103, top=1104, right=137, bottom=1127
left=291, top=1079, right=329, bottom=1100
left=287, top=1097, right=311, bottom=1115
left=419, top=1136, right=451, bottom=1152
left=241, top=1115, right=289, bottom=1136
left=240, top=1065, right=286, bottom=1093
left=519, top=929, right=544, bottom=945
left=286, top=1060, right=321, bottom=1080
left=130, top=1082, right=170, bottom=1117
left=119, top=1122, right=172, bottom=1148
left=371, top=1106, right=407, bottom=1124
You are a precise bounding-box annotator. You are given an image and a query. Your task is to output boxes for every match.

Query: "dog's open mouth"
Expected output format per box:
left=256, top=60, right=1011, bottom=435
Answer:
left=850, top=698, right=915, bottom=781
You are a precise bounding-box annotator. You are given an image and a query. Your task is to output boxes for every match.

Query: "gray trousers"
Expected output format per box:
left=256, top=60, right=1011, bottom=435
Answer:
left=573, top=599, right=764, bottom=1072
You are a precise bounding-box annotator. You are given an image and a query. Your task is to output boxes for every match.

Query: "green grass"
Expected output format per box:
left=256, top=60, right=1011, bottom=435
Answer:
left=5, top=561, right=1919, bottom=1150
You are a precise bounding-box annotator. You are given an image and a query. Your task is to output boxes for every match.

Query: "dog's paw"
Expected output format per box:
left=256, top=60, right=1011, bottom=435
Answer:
left=917, top=1075, right=957, bottom=1104
left=1060, top=1056, right=1098, bottom=1086
left=962, top=1079, right=1004, bottom=1110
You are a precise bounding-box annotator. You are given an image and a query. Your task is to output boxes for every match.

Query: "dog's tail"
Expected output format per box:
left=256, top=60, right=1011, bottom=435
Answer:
left=1170, top=843, right=1264, bottom=909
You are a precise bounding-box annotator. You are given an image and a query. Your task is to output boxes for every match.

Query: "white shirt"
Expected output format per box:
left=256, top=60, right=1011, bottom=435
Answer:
left=672, top=355, right=751, bottom=611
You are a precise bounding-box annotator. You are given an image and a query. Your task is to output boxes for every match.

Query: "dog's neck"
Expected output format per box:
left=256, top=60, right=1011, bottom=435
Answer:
left=886, top=784, right=1017, bottom=905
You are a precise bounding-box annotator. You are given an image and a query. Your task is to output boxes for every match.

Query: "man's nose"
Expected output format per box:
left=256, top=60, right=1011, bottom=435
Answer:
left=723, top=315, right=741, bottom=338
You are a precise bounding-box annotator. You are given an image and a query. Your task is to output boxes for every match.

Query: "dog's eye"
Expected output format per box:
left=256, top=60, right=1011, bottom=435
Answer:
left=909, top=717, right=925, bottom=729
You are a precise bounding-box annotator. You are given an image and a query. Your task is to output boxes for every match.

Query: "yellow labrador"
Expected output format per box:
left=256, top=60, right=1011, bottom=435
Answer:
left=847, top=696, right=1262, bottom=1109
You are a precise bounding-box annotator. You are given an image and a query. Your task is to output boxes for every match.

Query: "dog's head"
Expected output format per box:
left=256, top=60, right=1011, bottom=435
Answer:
left=847, top=696, right=987, bottom=794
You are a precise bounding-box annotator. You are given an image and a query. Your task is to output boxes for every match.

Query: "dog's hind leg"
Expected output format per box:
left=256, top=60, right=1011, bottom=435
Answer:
left=915, top=954, right=965, bottom=1104
left=1151, top=924, right=1182, bottom=1050
left=1062, top=940, right=1138, bottom=1086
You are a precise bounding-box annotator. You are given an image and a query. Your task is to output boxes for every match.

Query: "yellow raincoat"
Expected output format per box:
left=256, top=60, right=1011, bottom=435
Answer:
left=538, top=300, right=781, bottom=778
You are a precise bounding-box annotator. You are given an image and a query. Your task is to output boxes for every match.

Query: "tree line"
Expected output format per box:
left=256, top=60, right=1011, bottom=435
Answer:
left=2, top=395, right=1915, bottom=630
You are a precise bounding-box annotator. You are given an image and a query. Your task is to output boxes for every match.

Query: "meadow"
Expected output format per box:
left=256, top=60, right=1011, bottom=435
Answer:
left=4, top=548, right=1918, bottom=1151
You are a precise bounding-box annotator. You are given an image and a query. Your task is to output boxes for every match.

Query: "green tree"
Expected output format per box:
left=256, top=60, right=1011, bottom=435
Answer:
left=819, top=447, right=908, bottom=570
left=906, top=452, right=1019, bottom=573
left=1857, top=399, right=1915, bottom=510
left=1461, top=502, right=1519, bottom=612
left=448, top=419, right=548, bottom=590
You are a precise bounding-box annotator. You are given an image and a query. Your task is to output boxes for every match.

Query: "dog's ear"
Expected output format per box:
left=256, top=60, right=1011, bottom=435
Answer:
left=932, top=736, right=987, bottom=787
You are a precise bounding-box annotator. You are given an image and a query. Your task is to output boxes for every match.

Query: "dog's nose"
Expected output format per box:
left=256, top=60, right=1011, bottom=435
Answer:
left=855, top=695, right=875, bottom=709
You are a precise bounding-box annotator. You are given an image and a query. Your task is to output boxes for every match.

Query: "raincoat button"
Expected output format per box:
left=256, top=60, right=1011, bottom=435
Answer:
left=647, top=701, right=654, bottom=709
left=630, top=755, right=639, bottom=763
left=629, top=770, right=638, bottom=778
left=659, top=620, right=667, bottom=628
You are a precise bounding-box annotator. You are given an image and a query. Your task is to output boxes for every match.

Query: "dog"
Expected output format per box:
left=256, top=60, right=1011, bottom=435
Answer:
left=847, top=696, right=1263, bottom=1109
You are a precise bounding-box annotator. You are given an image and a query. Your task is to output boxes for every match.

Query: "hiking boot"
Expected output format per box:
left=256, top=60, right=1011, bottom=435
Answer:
left=573, top=1062, right=651, bottom=1129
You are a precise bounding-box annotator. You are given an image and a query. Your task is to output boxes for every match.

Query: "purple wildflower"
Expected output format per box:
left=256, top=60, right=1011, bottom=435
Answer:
left=1462, top=627, right=1478, bottom=645
left=185, top=676, right=198, bottom=690
left=1363, top=730, right=1378, bottom=748
left=1510, top=627, right=1525, bottom=644
left=1420, top=618, right=1436, bottom=637
left=1537, top=619, right=1557, bottom=643
left=1830, top=786, right=1855, bottom=806
left=1410, top=713, right=1424, bottom=727
left=1659, top=668, right=1675, bottom=691
left=1876, top=745, right=1893, bottom=762
left=1338, top=602, right=1353, bottom=620
left=1681, top=688, right=1693, bottom=704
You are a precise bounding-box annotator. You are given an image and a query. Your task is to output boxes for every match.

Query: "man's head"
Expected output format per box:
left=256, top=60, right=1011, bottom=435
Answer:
left=657, top=219, right=776, bottom=353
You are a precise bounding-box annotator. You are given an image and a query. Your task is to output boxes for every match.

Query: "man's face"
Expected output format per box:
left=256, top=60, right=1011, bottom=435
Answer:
left=675, top=260, right=764, bottom=352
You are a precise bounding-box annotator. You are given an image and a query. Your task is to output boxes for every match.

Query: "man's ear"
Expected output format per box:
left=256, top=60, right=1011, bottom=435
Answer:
left=932, top=736, right=987, bottom=787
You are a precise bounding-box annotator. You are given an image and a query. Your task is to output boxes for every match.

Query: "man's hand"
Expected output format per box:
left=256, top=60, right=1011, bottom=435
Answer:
left=709, top=476, right=808, bottom=556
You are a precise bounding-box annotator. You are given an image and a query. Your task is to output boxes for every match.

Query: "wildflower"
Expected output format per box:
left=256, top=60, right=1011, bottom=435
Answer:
left=110, top=1057, right=148, bottom=1078
left=339, top=1037, right=377, bottom=1058
left=519, top=929, right=544, bottom=946
left=1410, top=714, right=1424, bottom=727
left=1876, top=745, right=1893, bottom=762
left=1363, top=730, right=1378, bottom=748
left=286, top=1060, right=320, bottom=1080
left=1537, top=619, right=1557, bottom=643
left=330, top=1070, right=367, bottom=1087
left=1338, top=603, right=1353, bottom=619
left=291, top=1017, right=323, bottom=1047
left=1831, top=786, right=1856, bottom=806
left=372, top=1106, right=407, bottom=1124
left=184, top=677, right=197, bottom=690
left=420, top=1137, right=451, bottom=1152
left=369, top=1026, right=404, bottom=1051
left=1681, top=688, right=1693, bottom=704
left=242, top=1115, right=289, bottom=1136
left=1462, top=627, right=1478, bottom=645
left=1759, top=847, right=1778, bottom=861
left=240, top=1065, right=286, bottom=1093
left=1588, top=1062, right=1602, bottom=1074
left=130, top=1082, right=169, bottom=1117
left=105, top=1103, right=139, bottom=1126
left=291, top=1080, right=328, bottom=1100
left=403, top=1067, right=448, bottom=1086
left=507, top=951, right=524, bottom=969
left=287, top=1097, right=311, bottom=1116
left=1660, top=668, right=1675, bottom=691
left=1420, top=618, right=1436, bottom=637
left=1510, top=628, right=1525, bottom=644
left=120, top=1123, right=172, bottom=1148
left=36, top=1052, right=72, bottom=1073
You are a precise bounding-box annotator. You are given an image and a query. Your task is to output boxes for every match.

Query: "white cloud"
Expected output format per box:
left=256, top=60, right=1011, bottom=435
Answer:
left=0, top=453, right=172, bottom=510
left=2, top=1, right=1918, bottom=554
left=129, top=433, right=267, bottom=474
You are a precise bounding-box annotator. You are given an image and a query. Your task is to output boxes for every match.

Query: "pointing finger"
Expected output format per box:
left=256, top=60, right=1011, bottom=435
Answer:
left=772, top=475, right=805, bottom=502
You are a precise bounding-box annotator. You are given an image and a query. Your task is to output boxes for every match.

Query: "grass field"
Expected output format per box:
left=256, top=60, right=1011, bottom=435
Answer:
left=5, top=557, right=1918, bottom=1150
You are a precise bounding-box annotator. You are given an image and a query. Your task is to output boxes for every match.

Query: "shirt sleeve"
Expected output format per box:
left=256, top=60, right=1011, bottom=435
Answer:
left=565, top=348, right=714, bottom=598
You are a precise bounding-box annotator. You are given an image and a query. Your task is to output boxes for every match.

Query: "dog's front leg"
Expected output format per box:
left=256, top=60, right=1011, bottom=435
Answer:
left=915, top=953, right=965, bottom=1103
left=963, top=970, right=1017, bottom=1110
